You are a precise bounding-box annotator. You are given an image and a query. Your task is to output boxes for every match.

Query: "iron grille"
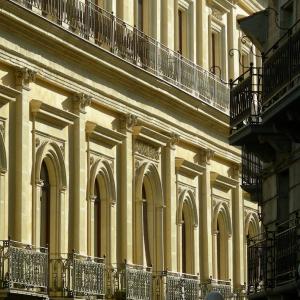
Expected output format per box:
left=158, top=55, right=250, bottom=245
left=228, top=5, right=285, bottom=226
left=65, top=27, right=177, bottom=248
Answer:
left=49, top=252, right=106, bottom=298
left=0, top=239, right=48, bottom=294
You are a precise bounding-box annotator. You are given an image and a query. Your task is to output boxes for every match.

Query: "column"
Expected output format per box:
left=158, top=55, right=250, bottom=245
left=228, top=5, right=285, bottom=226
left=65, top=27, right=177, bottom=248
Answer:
left=116, top=0, right=134, bottom=26
left=164, top=136, right=178, bottom=271
left=232, top=165, right=245, bottom=288
left=118, top=114, right=136, bottom=264
left=227, top=7, right=239, bottom=81
left=0, top=171, right=7, bottom=240
left=15, top=67, right=36, bottom=244
left=148, top=0, right=161, bottom=41
left=196, top=0, right=209, bottom=68
left=199, top=149, right=214, bottom=280
left=212, top=230, right=218, bottom=278
left=72, top=93, right=91, bottom=254
left=161, top=0, right=175, bottom=50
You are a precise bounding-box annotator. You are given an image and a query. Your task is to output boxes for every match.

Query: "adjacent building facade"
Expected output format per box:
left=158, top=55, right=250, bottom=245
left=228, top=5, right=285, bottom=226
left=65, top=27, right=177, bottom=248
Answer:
left=0, top=0, right=262, bottom=299
left=230, top=0, right=300, bottom=299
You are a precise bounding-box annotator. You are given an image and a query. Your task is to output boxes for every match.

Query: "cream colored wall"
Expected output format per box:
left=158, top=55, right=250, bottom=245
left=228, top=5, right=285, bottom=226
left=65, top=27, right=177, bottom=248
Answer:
left=0, top=0, right=263, bottom=296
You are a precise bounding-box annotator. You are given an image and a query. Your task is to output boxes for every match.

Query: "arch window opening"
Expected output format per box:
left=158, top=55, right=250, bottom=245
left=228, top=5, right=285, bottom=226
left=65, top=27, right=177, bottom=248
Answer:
left=142, top=183, right=151, bottom=267
left=40, top=161, right=50, bottom=249
left=94, top=178, right=102, bottom=258
left=216, top=215, right=228, bottom=280
left=182, top=213, right=187, bottom=273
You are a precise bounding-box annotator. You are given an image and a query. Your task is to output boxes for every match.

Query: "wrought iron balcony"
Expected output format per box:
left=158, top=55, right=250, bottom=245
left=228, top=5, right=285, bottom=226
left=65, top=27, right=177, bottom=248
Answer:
left=248, top=213, right=300, bottom=295
left=5, top=0, right=229, bottom=114
left=274, top=212, right=300, bottom=287
left=241, top=146, right=262, bottom=203
left=111, top=262, right=152, bottom=300
left=199, top=278, right=233, bottom=299
left=0, top=239, right=48, bottom=296
left=159, top=271, right=199, bottom=300
left=263, top=20, right=300, bottom=107
left=49, top=252, right=106, bottom=298
left=230, top=64, right=262, bottom=130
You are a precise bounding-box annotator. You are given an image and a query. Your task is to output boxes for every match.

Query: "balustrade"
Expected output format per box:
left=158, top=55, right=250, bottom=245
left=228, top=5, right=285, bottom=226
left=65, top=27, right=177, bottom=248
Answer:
left=9, top=0, right=229, bottom=114
left=49, top=252, right=106, bottom=298
left=0, top=239, right=48, bottom=295
left=111, top=263, right=152, bottom=300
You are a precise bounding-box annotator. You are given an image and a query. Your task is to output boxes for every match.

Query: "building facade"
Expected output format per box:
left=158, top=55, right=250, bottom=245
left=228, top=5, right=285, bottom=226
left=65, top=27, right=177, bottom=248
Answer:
left=230, top=0, right=300, bottom=299
left=0, top=0, right=262, bottom=299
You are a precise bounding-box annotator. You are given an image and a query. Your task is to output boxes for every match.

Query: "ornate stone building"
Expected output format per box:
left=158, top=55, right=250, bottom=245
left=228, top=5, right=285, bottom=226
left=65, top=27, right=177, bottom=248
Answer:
left=0, top=0, right=263, bottom=299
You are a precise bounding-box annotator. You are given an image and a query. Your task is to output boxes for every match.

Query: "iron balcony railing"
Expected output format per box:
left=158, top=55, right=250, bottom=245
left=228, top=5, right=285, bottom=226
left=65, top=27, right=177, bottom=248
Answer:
left=263, top=20, right=300, bottom=107
left=49, top=252, right=106, bottom=298
left=230, top=64, right=262, bottom=129
left=241, top=146, right=262, bottom=203
left=199, top=278, right=233, bottom=299
left=160, top=271, right=199, bottom=300
left=274, top=212, right=300, bottom=287
left=8, top=0, right=230, bottom=114
left=0, top=239, right=48, bottom=295
left=111, top=262, right=152, bottom=300
left=247, top=232, right=274, bottom=294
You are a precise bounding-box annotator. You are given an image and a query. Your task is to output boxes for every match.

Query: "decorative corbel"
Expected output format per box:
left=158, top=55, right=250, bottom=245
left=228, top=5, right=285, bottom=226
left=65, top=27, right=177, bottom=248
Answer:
left=120, top=113, right=138, bottom=132
left=200, top=148, right=215, bottom=165
left=73, top=92, right=92, bottom=114
left=15, top=67, right=36, bottom=90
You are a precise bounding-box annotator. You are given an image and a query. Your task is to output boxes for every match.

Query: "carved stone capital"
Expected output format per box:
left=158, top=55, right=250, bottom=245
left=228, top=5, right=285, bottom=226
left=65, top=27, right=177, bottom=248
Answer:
left=73, top=93, right=92, bottom=114
left=120, top=113, right=138, bottom=132
left=229, top=163, right=241, bottom=179
left=200, top=148, right=215, bottom=165
left=168, top=132, right=180, bottom=149
left=15, top=67, right=36, bottom=90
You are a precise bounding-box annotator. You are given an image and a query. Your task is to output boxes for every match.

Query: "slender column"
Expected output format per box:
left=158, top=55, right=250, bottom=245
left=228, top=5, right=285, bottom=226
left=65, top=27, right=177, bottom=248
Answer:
left=177, top=223, right=182, bottom=272
left=148, top=0, right=161, bottom=41
left=228, top=7, right=239, bottom=81
left=72, top=93, right=91, bottom=254
left=231, top=165, right=245, bottom=287
left=110, top=201, right=117, bottom=264
left=15, top=68, right=36, bottom=244
left=118, top=114, right=136, bottom=264
left=0, top=172, right=7, bottom=240
left=212, top=230, right=218, bottom=278
left=161, top=0, right=175, bottom=50
left=193, top=224, right=199, bottom=275
left=199, top=149, right=214, bottom=280
left=228, top=234, right=233, bottom=281
left=196, top=0, right=209, bottom=68
left=59, top=188, right=68, bottom=253
left=164, top=136, right=178, bottom=271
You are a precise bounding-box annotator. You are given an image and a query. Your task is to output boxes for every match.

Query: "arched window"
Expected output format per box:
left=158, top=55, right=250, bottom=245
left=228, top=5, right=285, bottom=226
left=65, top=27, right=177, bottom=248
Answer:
left=182, top=212, right=186, bottom=273
left=142, top=184, right=151, bottom=267
left=94, top=179, right=101, bottom=257
left=216, top=215, right=227, bottom=280
left=40, top=161, right=50, bottom=248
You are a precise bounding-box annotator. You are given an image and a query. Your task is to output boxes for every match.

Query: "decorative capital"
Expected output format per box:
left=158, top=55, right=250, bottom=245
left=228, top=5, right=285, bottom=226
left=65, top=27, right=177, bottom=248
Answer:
left=73, top=93, right=92, bottom=114
left=200, top=148, right=215, bottom=165
left=229, top=163, right=241, bottom=179
left=15, top=67, right=36, bottom=89
left=169, top=132, right=180, bottom=149
left=120, top=113, right=138, bottom=132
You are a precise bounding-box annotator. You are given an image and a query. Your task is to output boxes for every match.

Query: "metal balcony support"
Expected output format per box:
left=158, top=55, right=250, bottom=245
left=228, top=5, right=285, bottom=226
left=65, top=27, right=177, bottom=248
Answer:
left=49, top=252, right=106, bottom=298
left=7, top=0, right=230, bottom=114
left=0, top=239, right=48, bottom=295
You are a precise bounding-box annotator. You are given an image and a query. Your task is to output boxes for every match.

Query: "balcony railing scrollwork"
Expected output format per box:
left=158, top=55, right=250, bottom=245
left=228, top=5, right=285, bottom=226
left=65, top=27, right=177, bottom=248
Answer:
left=49, top=252, right=106, bottom=298
left=200, top=278, right=233, bottom=299
left=230, top=64, right=262, bottom=129
left=159, top=271, right=199, bottom=300
left=8, top=0, right=230, bottom=114
left=111, top=262, right=152, bottom=300
left=0, top=239, right=48, bottom=295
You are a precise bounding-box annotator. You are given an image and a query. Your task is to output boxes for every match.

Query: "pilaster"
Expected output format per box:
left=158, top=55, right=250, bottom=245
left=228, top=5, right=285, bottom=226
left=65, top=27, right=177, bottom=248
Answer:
left=231, top=164, right=245, bottom=288
left=119, top=113, right=137, bottom=264
left=161, top=0, right=175, bottom=50
left=196, top=0, right=209, bottom=68
left=72, top=92, right=91, bottom=254
left=164, top=133, right=179, bottom=271
left=117, top=0, right=134, bottom=26
left=199, top=148, right=215, bottom=280
left=14, top=67, right=36, bottom=244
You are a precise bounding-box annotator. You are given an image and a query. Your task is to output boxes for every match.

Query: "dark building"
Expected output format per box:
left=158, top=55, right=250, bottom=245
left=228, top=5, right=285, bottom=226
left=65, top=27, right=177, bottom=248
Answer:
left=229, top=1, right=300, bottom=299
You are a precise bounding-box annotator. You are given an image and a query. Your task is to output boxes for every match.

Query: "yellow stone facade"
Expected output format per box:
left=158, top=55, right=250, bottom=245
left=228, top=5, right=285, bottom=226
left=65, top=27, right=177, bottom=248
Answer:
left=0, top=0, right=263, bottom=299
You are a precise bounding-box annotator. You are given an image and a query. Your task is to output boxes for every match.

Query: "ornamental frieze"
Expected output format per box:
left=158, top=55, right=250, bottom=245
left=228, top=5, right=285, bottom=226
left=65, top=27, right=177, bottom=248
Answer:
left=134, top=140, right=160, bottom=161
